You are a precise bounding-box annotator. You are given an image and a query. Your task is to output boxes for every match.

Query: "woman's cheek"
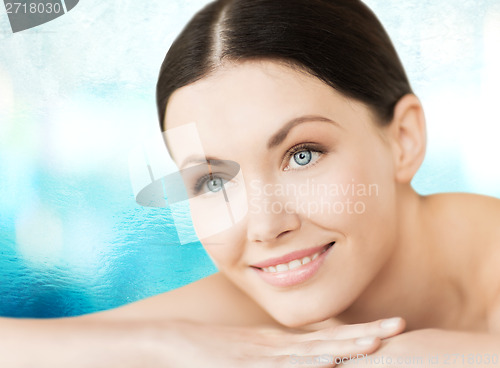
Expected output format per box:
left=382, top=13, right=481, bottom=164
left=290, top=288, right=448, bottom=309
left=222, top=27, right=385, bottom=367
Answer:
left=201, top=224, right=246, bottom=270
left=317, top=158, right=395, bottom=234
left=293, top=164, right=371, bottom=226
left=343, top=159, right=398, bottom=253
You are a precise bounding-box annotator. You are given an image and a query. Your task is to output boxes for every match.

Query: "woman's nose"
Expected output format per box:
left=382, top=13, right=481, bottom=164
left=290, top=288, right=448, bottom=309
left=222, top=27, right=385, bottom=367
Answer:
left=245, top=180, right=301, bottom=244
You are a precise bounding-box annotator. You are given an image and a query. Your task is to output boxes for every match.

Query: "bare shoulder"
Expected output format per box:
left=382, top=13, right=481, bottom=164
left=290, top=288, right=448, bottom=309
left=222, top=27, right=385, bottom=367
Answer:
left=86, top=272, right=279, bottom=327
left=429, top=192, right=500, bottom=265
left=423, top=192, right=500, bottom=265
left=427, top=191, right=500, bottom=213
left=424, top=192, right=500, bottom=238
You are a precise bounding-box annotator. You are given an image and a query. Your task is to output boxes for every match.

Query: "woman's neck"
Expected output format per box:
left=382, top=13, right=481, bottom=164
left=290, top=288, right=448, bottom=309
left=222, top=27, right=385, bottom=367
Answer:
left=334, top=187, right=471, bottom=331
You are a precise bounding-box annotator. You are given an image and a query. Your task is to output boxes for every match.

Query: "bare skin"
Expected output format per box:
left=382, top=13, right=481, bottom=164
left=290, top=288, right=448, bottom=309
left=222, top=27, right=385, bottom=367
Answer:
left=72, top=190, right=500, bottom=368
left=160, top=59, right=500, bottom=365
left=84, top=60, right=500, bottom=367
left=97, top=191, right=500, bottom=334
left=71, top=192, right=499, bottom=368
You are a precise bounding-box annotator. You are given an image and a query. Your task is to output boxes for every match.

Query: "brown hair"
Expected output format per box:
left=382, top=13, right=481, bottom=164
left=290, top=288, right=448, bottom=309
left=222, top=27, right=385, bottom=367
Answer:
left=156, top=0, right=413, bottom=130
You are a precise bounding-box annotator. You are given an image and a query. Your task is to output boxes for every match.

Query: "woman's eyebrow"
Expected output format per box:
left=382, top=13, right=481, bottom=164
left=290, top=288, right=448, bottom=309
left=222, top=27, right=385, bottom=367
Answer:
left=179, top=115, right=338, bottom=168
left=266, top=115, right=340, bottom=149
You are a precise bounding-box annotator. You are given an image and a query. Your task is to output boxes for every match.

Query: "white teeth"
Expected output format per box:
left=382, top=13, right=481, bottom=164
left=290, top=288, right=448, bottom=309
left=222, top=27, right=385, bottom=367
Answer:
left=276, top=264, right=289, bottom=272
left=261, top=251, right=323, bottom=273
left=288, top=259, right=302, bottom=270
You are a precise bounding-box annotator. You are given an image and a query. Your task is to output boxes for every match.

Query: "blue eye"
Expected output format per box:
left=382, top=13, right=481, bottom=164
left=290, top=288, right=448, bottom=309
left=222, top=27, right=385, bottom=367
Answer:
left=285, top=145, right=322, bottom=171
left=206, top=176, right=224, bottom=192
left=193, top=174, right=228, bottom=195
left=293, top=150, right=312, bottom=166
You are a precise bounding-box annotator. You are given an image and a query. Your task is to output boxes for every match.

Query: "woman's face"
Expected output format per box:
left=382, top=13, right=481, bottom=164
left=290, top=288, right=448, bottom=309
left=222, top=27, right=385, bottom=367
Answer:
left=165, top=60, right=400, bottom=328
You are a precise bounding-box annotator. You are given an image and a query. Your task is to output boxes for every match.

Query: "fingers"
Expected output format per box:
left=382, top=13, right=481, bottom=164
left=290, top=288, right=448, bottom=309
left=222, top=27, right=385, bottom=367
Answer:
left=270, top=334, right=382, bottom=358
left=223, top=318, right=406, bottom=367
left=293, top=317, right=406, bottom=342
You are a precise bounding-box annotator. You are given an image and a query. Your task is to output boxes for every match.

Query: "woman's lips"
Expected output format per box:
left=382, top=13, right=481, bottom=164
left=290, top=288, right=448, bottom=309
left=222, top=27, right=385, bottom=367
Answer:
left=250, top=242, right=335, bottom=269
left=250, top=242, right=335, bottom=288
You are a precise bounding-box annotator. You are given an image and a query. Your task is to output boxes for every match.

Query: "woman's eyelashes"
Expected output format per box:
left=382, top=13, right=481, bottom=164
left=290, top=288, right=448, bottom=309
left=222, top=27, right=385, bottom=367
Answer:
left=283, top=143, right=325, bottom=171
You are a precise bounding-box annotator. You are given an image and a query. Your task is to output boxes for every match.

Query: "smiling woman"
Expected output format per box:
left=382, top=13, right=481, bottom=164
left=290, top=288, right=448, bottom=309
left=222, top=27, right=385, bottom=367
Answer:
left=163, top=60, right=409, bottom=327
left=1, top=0, right=500, bottom=367
left=152, top=0, right=500, bottom=364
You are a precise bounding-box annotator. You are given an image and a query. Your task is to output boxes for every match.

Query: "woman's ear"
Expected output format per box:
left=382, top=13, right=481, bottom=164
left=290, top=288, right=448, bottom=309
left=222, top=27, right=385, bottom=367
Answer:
left=387, top=94, right=427, bottom=184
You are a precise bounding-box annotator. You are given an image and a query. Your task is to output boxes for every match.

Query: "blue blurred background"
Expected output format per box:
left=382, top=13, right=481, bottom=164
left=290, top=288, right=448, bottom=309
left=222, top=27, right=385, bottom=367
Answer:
left=0, top=0, right=499, bottom=318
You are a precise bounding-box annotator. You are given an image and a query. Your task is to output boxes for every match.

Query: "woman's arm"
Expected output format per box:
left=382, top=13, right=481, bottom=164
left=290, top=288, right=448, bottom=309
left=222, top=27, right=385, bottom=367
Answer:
left=0, top=272, right=407, bottom=367
left=0, top=273, right=256, bottom=367
left=0, top=314, right=407, bottom=368
left=0, top=315, right=169, bottom=368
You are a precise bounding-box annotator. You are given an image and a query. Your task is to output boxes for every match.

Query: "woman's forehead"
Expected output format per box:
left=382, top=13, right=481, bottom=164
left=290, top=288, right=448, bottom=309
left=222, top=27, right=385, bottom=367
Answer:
left=165, top=61, right=358, bottom=128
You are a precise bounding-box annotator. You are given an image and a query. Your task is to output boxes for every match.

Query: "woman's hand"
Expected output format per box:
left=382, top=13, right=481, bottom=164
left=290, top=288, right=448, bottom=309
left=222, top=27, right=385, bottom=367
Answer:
left=159, top=317, right=406, bottom=368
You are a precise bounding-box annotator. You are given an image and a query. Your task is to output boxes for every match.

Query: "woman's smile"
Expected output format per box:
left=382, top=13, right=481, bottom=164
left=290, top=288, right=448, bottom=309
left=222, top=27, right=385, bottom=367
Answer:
left=250, top=242, right=335, bottom=288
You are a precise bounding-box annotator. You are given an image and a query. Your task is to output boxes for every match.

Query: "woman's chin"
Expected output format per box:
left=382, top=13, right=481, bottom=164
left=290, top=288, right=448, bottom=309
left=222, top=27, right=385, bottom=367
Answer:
left=266, top=305, right=342, bottom=329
